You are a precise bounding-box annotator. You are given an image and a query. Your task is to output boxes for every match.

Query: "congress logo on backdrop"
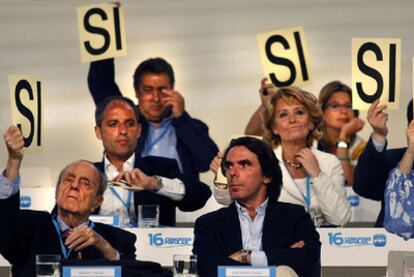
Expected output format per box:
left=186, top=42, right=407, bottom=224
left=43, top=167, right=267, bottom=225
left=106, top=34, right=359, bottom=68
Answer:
left=20, top=196, right=31, bottom=208
left=347, top=195, right=360, bottom=207
left=373, top=234, right=387, bottom=247
left=328, top=232, right=387, bottom=247
left=148, top=232, right=193, bottom=248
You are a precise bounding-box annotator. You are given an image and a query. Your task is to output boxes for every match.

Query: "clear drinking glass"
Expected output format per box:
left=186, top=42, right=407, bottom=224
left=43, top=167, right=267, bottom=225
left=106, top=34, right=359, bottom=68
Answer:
left=36, top=254, right=61, bottom=277
left=403, top=254, right=414, bottom=277
left=173, top=254, right=197, bottom=277
left=138, top=204, right=159, bottom=228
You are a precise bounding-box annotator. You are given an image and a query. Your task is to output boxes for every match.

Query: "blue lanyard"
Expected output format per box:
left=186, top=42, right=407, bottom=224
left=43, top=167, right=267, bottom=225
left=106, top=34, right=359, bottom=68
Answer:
left=51, top=215, right=95, bottom=259
left=145, top=120, right=172, bottom=153
left=109, top=187, right=133, bottom=217
left=296, top=176, right=311, bottom=210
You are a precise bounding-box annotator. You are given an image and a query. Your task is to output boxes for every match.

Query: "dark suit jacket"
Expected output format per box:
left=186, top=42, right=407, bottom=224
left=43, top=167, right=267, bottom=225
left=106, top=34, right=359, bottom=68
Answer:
left=88, top=58, right=219, bottom=181
left=94, top=156, right=211, bottom=226
left=192, top=201, right=321, bottom=277
left=0, top=193, right=136, bottom=277
left=353, top=137, right=407, bottom=227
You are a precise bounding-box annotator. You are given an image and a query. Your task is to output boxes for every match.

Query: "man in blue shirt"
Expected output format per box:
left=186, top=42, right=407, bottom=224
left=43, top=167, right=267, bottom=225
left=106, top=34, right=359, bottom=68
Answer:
left=192, top=137, right=321, bottom=277
left=88, top=57, right=218, bottom=181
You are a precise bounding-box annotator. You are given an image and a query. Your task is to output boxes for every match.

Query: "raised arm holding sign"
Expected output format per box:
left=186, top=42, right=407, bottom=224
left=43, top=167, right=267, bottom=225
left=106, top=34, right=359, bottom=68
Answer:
left=354, top=99, right=414, bottom=227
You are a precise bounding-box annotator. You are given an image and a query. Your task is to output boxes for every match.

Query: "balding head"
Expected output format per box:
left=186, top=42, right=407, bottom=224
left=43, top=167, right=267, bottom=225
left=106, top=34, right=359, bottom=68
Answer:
left=55, top=160, right=106, bottom=217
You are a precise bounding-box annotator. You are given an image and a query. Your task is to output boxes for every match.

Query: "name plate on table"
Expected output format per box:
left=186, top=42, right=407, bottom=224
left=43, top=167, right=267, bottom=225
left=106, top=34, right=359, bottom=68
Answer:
left=218, top=266, right=276, bottom=277
left=89, top=215, right=120, bottom=226
left=62, top=266, right=121, bottom=277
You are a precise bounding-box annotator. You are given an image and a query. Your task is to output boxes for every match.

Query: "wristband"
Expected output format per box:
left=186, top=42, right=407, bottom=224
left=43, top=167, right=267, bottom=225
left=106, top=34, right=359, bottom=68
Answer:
left=338, top=156, right=351, bottom=161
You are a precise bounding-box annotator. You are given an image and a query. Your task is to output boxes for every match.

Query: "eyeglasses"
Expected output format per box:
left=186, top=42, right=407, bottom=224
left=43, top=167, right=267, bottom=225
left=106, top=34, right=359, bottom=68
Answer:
left=325, top=103, right=353, bottom=111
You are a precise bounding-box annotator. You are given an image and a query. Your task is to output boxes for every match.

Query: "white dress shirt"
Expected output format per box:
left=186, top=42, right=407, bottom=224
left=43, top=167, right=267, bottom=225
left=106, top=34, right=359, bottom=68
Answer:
left=100, top=153, right=186, bottom=220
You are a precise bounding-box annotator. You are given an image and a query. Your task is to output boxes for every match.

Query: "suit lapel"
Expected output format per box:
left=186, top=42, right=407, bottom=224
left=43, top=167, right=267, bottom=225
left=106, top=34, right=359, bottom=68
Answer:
left=219, top=203, right=243, bottom=254
left=92, top=160, right=105, bottom=215
left=94, top=160, right=104, bottom=173
left=262, top=202, right=284, bottom=251
left=135, top=114, right=148, bottom=156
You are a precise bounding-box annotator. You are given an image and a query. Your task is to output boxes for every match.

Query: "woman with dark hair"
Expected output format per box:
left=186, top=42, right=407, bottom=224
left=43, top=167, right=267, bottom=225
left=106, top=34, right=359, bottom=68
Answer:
left=317, top=81, right=366, bottom=186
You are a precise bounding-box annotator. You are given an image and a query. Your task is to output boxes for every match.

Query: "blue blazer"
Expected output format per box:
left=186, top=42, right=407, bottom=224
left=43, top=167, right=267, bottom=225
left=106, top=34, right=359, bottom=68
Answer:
left=354, top=137, right=407, bottom=227
left=193, top=201, right=321, bottom=277
left=88, top=58, right=219, bottom=181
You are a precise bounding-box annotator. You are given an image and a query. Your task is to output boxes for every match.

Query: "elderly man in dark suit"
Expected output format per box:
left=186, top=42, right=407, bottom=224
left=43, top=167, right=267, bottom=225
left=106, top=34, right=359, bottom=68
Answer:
left=193, top=137, right=321, bottom=277
left=0, top=126, right=136, bottom=277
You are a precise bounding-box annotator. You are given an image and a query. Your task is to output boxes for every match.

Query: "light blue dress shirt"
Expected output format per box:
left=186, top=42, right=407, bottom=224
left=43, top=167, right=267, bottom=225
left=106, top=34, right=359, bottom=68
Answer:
left=0, top=172, right=19, bottom=199
left=141, top=116, right=183, bottom=172
left=235, top=198, right=269, bottom=266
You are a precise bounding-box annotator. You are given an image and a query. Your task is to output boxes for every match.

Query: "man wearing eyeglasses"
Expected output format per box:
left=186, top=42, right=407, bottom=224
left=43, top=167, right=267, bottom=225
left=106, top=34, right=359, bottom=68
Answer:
left=88, top=57, right=218, bottom=182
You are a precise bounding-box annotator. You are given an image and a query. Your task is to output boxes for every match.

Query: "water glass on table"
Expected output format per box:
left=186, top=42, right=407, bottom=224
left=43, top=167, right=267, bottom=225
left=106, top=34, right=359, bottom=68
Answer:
left=173, top=254, right=197, bottom=277
left=36, top=254, right=61, bottom=277
left=138, top=204, right=159, bottom=228
left=404, top=254, right=414, bottom=277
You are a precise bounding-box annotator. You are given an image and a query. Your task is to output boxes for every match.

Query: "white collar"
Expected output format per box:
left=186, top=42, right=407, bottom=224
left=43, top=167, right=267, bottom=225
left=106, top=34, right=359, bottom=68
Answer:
left=103, top=153, right=135, bottom=179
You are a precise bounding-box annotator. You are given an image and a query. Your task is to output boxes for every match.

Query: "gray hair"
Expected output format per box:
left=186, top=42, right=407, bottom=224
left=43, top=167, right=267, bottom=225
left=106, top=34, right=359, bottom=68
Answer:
left=56, top=160, right=107, bottom=196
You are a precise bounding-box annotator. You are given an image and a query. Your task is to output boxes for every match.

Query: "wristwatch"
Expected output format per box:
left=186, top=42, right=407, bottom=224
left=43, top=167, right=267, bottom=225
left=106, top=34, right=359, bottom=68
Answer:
left=336, top=140, right=350, bottom=149
left=153, top=176, right=163, bottom=192
left=240, top=249, right=251, bottom=264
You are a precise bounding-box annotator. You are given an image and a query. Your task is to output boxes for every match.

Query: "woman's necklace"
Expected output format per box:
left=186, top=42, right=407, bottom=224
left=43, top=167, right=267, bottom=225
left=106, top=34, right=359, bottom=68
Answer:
left=284, top=159, right=302, bottom=169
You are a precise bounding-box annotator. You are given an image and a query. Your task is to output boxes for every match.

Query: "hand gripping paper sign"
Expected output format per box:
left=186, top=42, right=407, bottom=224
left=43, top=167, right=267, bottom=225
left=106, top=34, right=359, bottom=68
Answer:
left=352, top=38, right=401, bottom=110
left=257, top=26, right=312, bottom=88
left=8, top=75, right=43, bottom=151
left=77, top=2, right=127, bottom=63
